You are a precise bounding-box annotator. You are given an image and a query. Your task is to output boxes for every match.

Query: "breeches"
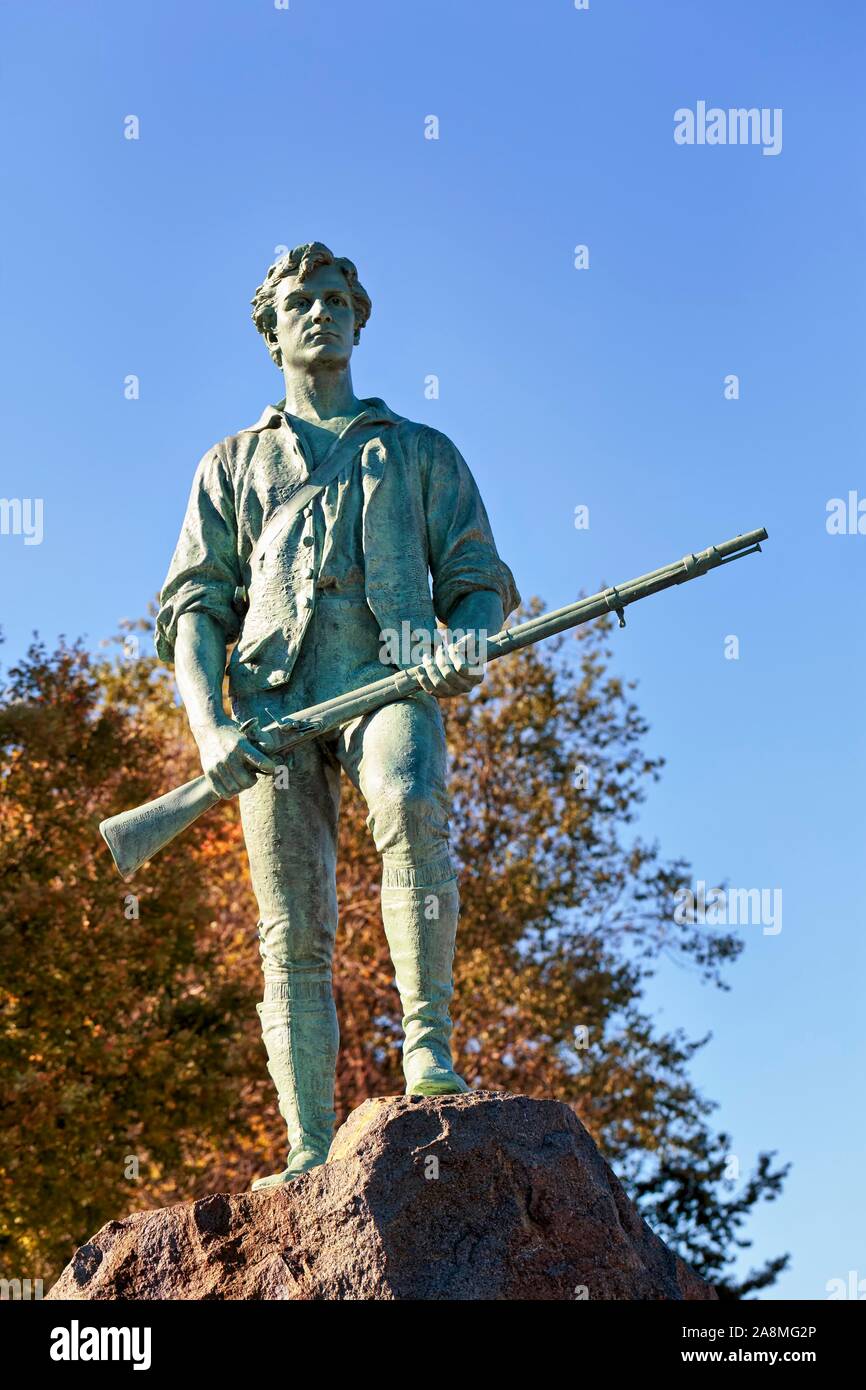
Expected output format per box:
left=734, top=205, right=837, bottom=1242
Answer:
left=232, top=594, right=456, bottom=984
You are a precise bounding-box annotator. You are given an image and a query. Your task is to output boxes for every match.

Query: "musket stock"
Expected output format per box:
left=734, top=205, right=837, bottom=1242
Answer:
left=100, top=776, right=221, bottom=881
left=99, top=527, right=768, bottom=879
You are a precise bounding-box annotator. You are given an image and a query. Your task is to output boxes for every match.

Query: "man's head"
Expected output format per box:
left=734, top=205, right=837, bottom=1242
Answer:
left=251, top=242, right=372, bottom=372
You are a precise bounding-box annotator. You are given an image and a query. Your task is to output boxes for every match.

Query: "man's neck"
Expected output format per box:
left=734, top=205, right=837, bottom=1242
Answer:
left=281, top=366, right=363, bottom=425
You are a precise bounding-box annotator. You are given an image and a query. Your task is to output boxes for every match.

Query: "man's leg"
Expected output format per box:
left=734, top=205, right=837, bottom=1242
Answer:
left=340, top=695, right=469, bottom=1096
left=238, top=736, right=343, bottom=1188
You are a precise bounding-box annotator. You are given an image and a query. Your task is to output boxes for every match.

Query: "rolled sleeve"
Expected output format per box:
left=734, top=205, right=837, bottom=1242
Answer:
left=155, top=445, right=242, bottom=665
left=420, top=426, right=521, bottom=623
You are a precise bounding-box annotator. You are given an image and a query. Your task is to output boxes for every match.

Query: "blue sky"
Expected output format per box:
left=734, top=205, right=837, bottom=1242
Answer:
left=1, top=0, right=863, bottom=1298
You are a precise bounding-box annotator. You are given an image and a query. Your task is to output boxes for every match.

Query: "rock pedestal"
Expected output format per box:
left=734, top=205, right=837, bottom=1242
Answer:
left=48, top=1091, right=716, bottom=1301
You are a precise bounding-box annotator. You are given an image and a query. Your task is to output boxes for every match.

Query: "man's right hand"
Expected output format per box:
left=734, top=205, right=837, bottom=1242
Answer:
left=193, top=721, right=278, bottom=798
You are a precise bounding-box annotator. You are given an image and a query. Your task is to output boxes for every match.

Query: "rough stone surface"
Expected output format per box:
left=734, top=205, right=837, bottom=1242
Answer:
left=48, top=1092, right=717, bottom=1301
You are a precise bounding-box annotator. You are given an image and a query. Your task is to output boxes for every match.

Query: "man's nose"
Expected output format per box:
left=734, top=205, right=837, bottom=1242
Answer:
left=310, top=299, right=333, bottom=322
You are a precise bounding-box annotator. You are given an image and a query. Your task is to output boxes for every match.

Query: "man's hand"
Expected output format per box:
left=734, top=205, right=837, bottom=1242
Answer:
left=413, top=589, right=503, bottom=698
left=193, top=720, right=277, bottom=798
left=174, top=613, right=277, bottom=797
left=413, top=638, right=486, bottom=698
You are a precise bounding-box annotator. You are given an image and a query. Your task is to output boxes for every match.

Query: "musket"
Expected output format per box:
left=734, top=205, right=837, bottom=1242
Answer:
left=100, top=527, right=768, bottom=880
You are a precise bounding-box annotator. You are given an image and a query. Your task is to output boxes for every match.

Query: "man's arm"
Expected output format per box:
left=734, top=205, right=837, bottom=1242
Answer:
left=155, top=444, right=244, bottom=665
left=175, top=611, right=276, bottom=797
left=413, top=589, right=504, bottom=697
left=419, top=424, right=520, bottom=625
left=415, top=424, right=516, bottom=697
left=156, top=445, right=275, bottom=796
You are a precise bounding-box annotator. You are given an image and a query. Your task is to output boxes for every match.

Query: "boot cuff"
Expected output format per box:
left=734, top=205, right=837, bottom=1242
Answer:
left=381, top=848, right=457, bottom=890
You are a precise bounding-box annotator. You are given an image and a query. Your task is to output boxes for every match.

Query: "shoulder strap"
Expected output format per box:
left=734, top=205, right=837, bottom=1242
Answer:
left=248, top=430, right=356, bottom=571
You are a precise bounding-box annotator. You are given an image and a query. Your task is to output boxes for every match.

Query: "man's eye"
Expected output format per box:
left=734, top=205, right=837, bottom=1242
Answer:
left=291, top=299, right=310, bottom=311
left=328, top=295, right=345, bottom=306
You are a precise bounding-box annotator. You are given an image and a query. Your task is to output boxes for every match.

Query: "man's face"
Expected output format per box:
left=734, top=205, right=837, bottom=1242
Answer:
left=269, top=263, right=356, bottom=371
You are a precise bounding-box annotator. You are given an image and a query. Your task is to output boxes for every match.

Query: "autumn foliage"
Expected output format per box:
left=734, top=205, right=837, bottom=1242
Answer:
left=0, top=613, right=788, bottom=1295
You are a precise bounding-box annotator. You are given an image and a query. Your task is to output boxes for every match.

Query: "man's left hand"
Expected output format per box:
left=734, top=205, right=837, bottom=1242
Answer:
left=414, top=638, right=485, bottom=697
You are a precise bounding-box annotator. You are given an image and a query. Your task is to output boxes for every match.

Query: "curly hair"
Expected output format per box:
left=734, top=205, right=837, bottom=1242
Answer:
left=251, top=242, right=372, bottom=365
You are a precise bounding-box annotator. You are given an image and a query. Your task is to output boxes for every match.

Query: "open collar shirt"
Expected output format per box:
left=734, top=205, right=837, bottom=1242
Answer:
left=155, top=397, right=520, bottom=694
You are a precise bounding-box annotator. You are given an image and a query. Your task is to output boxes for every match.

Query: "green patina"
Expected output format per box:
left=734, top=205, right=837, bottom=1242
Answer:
left=157, top=243, right=518, bottom=1187
left=104, top=240, right=767, bottom=1191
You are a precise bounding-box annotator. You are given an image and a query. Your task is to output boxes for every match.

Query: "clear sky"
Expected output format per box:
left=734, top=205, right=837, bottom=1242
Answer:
left=1, top=0, right=863, bottom=1299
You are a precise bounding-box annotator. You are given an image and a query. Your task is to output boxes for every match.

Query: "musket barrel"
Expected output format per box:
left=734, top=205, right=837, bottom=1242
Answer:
left=261, top=527, right=769, bottom=750
left=100, top=526, right=768, bottom=878
left=485, top=527, right=768, bottom=656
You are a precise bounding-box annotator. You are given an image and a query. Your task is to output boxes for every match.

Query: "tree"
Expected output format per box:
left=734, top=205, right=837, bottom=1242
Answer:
left=0, top=611, right=789, bottom=1294
left=0, top=629, right=265, bottom=1280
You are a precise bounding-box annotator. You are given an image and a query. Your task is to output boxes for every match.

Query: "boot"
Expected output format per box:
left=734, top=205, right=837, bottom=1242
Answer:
left=380, top=858, right=469, bottom=1097
left=250, top=976, right=339, bottom=1191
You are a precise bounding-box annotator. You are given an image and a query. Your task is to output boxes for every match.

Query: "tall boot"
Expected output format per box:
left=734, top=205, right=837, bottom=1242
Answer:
left=380, top=853, right=470, bottom=1096
left=251, top=975, right=339, bottom=1190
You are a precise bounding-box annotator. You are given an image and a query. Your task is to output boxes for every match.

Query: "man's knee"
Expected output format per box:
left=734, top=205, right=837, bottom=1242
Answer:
left=364, top=775, right=451, bottom=860
left=258, top=914, right=335, bottom=980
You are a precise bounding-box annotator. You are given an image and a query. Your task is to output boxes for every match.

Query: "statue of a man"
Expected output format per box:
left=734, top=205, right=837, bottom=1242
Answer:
left=155, top=242, right=520, bottom=1189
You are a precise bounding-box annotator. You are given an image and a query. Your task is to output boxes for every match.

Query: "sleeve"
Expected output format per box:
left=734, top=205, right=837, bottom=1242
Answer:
left=420, top=426, right=521, bottom=623
left=154, top=444, right=242, bottom=665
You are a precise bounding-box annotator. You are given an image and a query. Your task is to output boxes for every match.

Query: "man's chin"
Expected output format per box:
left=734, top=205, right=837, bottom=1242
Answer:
left=292, top=344, right=351, bottom=368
